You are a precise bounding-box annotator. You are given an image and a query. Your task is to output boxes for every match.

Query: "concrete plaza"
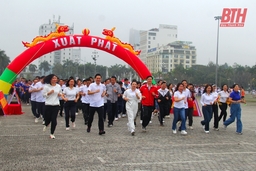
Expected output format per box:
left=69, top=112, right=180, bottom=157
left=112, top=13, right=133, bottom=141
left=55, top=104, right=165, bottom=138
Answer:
left=0, top=101, right=255, bottom=171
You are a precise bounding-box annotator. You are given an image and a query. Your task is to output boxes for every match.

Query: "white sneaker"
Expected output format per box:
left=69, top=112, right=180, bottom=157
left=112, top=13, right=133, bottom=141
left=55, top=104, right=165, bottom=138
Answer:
left=72, top=122, right=76, bottom=128
left=75, top=112, right=78, bottom=116
left=140, top=120, right=142, bottom=124
left=150, top=121, right=152, bottom=124
left=66, top=127, right=70, bottom=131
left=115, top=118, right=118, bottom=121
left=35, top=118, right=39, bottom=123
left=189, top=126, right=193, bottom=130
left=172, top=129, right=177, bottom=134
left=122, top=114, right=126, bottom=118
left=42, top=121, right=45, bottom=125
left=223, top=124, right=227, bottom=130
left=181, top=130, right=187, bottom=135
left=43, top=126, right=47, bottom=132
left=50, top=134, right=55, bottom=139
left=118, top=114, right=121, bottom=118
left=163, top=120, right=165, bottom=123
left=205, top=130, right=210, bottom=134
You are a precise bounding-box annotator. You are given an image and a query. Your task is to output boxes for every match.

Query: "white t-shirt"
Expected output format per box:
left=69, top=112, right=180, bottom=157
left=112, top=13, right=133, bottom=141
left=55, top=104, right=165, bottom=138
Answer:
left=218, top=90, right=230, bottom=103
left=183, top=88, right=190, bottom=109
left=43, top=84, right=62, bottom=106
left=173, top=91, right=186, bottom=109
left=58, top=84, right=66, bottom=100
left=88, top=82, right=106, bottom=107
left=29, top=83, right=37, bottom=101
left=80, top=85, right=91, bottom=104
left=63, top=87, right=79, bottom=101
left=200, top=93, right=215, bottom=106
left=34, top=82, right=45, bottom=102
left=123, top=83, right=131, bottom=90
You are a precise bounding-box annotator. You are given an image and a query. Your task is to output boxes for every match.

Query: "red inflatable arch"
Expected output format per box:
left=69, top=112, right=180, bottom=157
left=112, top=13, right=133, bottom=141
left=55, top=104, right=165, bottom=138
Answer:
left=0, top=26, right=151, bottom=95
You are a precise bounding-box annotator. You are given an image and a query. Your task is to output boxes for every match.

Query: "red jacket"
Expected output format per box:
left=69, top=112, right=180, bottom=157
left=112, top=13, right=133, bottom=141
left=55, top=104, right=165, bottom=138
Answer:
left=140, top=84, right=158, bottom=106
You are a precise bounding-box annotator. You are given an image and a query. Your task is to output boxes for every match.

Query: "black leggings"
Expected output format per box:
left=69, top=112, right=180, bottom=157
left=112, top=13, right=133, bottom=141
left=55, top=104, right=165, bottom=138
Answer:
left=44, top=105, right=59, bottom=134
left=218, top=103, right=227, bottom=122
left=64, top=101, right=76, bottom=127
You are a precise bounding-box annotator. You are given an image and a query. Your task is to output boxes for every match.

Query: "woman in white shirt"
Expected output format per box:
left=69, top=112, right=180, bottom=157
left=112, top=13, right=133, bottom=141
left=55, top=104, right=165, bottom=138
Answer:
left=218, top=84, right=230, bottom=123
left=172, top=83, right=187, bottom=135
left=62, top=78, right=80, bottom=131
left=123, top=81, right=142, bottom=136
left=42, top=74, right=63, bottom=139
left=200, top=84, right=217, bottom=133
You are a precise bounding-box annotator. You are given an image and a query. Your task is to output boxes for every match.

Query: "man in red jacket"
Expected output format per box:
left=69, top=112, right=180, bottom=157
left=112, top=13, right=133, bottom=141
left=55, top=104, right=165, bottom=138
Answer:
left=140, top=76, right=158, bottom=131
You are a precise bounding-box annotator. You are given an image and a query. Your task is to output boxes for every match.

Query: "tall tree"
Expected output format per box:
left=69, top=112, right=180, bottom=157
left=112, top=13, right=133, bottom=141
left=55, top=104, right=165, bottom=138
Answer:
left=28, top=64, right=37, bottom=73
left=39, top=60, right=51, bottom=75
left=0, top=50, right=10, bottom=74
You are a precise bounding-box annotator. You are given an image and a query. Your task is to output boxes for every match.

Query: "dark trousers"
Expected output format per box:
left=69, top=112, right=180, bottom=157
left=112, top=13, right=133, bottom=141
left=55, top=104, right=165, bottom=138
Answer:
left=103, top=103, right=107, bottom=121
left=187, top=107, right=194, bottom=126
left=158, top=103, right=169, bottom=124
left=76, top=98, right=82, bottom=112
left=59, top=100, right=64, bottom=116
left=44, top=105, right=59, bottom=134
left=201, top=105, right=213, bottom=131
left=64, top=101, right=76, bottom=127
left=24, top=92, right=30, bottom=103
left=117, top=100, right=123, bottom=116
left=36, top=102, right=45, bottom=119
left=107, top=100, right=117, bottom=125
left=123, top=101, right=127, bottom=114
left=82, top=103, right=90, bottom=124
left=142, top=105, right=154, bottom=128
left=88, top=106, right=104, bottom=131
left=212, top=104, right=219, bottom=128
left=30, top=100, right=37, bottom=117
left=218, top=103, right=227, bottom=122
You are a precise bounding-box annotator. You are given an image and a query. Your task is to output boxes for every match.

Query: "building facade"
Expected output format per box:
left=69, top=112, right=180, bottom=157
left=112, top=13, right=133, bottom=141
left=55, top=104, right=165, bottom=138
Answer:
left=34, top=16, right=81, bottom=67
left=139, top=24, right=178, bottom=64
left=147, top=41, right=197, bottom=73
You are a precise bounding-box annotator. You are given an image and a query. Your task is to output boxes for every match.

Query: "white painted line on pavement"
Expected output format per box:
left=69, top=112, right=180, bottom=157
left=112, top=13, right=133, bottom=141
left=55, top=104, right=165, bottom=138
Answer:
left=188, top=151, right=204, bottom=158
left=121, top=160, right=212, bottom=166
left=171, top=142, right=254, bottom=147
left=80, top=140, right=86, bottom=144
left=97, top=157, right=106, bottom=163
left=3, top=125, right=41, bottom=127
left=200, top=151, right=256, bottom=155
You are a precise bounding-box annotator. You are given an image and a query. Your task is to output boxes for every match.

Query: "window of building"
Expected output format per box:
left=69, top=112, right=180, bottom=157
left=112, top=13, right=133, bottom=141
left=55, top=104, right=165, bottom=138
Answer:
left=148, top=37, right=151, bottom=39
left=186, top=56, right=190, bottom=59
left=148, top=32, right=156, bottom=36
left=186, top=60, right=190, bottom=63
left=180, top=55, right=184, bottom=58
left=153, top=37, right=155, bottom=40
left=69, top=53, right=71, bottom=55
left=176, top=34, right=177, bottom=38
left=192, top=56, right=196, bottom=59
left=174, top=55, right=178, bottom=58
left=148, top=45, right=151, bottom=48
left=174, top=59, right=178, bottom=63
left=148, top=41, right=151, bottom=44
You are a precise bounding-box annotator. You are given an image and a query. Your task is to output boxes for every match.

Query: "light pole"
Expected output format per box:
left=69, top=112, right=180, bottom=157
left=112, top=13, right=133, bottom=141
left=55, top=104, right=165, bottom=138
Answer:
left=214, top=16, right=221, bottom=87
left=91, top=50, right=99, bottom=75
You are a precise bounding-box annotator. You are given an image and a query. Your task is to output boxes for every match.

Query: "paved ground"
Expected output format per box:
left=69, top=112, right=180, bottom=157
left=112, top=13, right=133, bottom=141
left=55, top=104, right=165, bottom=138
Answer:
left=0, top=101, right=255, bottom=171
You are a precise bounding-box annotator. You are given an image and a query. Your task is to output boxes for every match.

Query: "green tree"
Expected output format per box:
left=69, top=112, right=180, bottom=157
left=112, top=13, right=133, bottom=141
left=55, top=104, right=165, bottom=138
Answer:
left=39, top=60, right=51, bottom=75
left=0, top=50, right=10, bottom=74
left=28, top=64, right=37, bottom=73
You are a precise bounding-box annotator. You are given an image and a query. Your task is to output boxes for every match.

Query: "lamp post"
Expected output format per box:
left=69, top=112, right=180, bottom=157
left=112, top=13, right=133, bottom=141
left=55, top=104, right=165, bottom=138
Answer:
left=91, top=50, right=99, bottom=75
left=214, top=16, right=221, bottom=87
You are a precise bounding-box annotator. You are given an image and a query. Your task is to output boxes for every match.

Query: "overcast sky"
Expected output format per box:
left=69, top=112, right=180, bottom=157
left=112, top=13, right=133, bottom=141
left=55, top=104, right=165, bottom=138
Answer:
left=1, top=0, right=255, bottom=67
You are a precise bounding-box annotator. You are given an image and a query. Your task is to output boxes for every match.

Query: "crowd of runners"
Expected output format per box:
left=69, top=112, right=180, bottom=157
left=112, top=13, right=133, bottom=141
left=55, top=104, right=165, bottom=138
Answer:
left=12, top=74, right=246, bottom=139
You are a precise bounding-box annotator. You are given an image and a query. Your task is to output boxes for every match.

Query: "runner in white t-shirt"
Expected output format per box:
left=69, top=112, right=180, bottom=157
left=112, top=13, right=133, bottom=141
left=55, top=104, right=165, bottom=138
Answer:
left=87, top=74, right=106, bottom=135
